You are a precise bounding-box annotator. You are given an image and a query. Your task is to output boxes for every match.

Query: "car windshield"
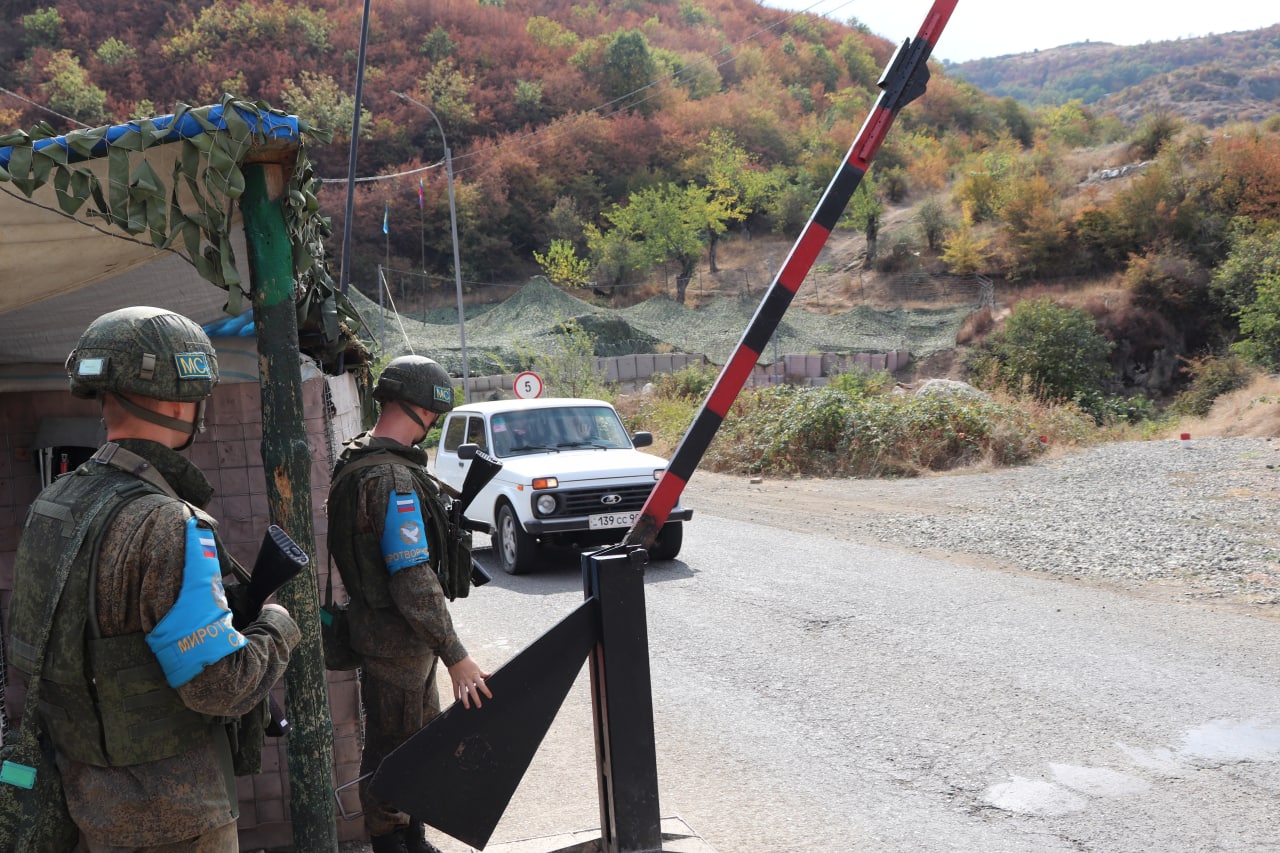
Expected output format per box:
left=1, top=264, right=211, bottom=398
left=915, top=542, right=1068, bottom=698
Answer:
left=489, top=406, right=631, bottom=457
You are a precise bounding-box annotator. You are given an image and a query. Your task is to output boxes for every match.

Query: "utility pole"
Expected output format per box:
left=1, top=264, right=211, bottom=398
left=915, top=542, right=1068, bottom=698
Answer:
left=336, top=0, right=372, bottom=310
left=393, top=91, right=471, bottom=402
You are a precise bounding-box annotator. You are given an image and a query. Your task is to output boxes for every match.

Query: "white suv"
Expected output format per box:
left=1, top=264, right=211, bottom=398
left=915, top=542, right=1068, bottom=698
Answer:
left=435, top=397, right=692, bottom=574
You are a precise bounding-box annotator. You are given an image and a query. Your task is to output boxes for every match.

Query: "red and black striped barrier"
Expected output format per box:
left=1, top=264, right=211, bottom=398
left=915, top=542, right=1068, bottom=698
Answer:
left=626, top=0, right=958, bottom=550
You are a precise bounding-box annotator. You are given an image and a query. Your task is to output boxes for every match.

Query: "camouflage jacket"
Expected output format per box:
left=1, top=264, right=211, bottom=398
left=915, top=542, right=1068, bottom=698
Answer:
left=9, top=439, right=300, bottom=846
left=328, top=434, right=467, bottom=680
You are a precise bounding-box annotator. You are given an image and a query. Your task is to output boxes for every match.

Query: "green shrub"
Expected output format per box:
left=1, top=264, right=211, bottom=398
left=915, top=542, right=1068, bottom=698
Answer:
left=968, top=297, right=1114, bottom=406
left=652, top=361, right=718, bottom=401
left=622, top=394, right=697, bottom=454
left=1170, top=354, right=1253, bottom=417
left=525, top=317, right=615, bottom=400
left=828, top=368, right=893, bottom=397
left=1074, top=390, right=1155, bottom=425
left=1233, top=272, right=1280, bottom=370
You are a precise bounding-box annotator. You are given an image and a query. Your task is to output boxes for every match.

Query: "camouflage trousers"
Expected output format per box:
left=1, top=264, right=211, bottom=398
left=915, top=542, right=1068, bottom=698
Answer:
left=358, top=655, right=441, bottom=837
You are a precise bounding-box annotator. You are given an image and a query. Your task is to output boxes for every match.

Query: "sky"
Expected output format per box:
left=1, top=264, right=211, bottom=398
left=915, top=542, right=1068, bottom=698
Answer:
left=760, top=0, right=1280, bottom=64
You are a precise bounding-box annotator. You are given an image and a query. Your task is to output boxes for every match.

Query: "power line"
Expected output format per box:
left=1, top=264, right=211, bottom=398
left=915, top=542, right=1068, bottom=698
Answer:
left=0, top=86, right=93, bottom=130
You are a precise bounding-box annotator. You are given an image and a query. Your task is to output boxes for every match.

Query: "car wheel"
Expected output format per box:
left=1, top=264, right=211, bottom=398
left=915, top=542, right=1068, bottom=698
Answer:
left=648, top=521, right=683, bottom=562
left=497, top=502, right=538, bottom=575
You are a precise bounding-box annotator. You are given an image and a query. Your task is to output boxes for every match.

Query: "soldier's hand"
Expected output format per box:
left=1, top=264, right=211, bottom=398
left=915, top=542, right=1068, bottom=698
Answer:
left=448, top=656, right=493, bottom=709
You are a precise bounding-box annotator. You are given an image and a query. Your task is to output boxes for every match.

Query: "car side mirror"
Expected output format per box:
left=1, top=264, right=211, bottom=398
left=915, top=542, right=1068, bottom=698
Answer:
left=457, top=443, right=479, bottom=460
left=631, top=431, right=653, bottom=448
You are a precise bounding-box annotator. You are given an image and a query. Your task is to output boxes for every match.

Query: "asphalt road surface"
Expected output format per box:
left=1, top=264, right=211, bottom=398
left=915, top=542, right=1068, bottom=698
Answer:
left=423, top=494, right=1280, bottom=853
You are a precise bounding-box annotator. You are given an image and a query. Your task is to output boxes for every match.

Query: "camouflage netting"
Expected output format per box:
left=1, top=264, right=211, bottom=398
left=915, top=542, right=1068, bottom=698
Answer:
left=347, top=275, right=977, bottom=377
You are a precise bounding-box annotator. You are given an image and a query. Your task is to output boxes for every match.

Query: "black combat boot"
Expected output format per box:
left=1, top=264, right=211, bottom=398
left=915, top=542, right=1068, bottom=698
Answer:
left=370, top=831, right=409, bottom=853
left=399, top=820, right=445, bottom=853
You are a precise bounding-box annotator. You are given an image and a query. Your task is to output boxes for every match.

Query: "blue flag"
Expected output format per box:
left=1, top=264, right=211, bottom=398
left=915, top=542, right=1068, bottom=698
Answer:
left=382, top=204, right=389, bottom=235
left=418, top=178, right=424, bottom=209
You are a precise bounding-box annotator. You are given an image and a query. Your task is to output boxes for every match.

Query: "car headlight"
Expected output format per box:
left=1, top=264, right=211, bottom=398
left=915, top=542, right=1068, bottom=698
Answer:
left=535, top=494, right=558, bottom=515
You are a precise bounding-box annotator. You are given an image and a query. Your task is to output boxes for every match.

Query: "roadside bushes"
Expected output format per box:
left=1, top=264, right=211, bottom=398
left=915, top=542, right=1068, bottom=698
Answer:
left=967, top=297, right=1114, bottom=404
left=690, top=384, right=1044, bottom=477
left=650, top=360, right=718, bottom=400
left=966, top=296, right=1157, bottom=424
left=1170, top=354, right=1253, bottom=416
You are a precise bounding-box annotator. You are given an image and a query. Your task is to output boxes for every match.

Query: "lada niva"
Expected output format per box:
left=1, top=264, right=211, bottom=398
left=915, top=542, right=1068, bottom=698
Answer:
left=435, top=397, right=691, bottom=574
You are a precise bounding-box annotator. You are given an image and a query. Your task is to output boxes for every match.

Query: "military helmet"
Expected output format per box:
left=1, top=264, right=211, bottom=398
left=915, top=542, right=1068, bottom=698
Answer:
left=373, top=355, right=454, bottom=414
left=67, top=306, right=218, bottom=402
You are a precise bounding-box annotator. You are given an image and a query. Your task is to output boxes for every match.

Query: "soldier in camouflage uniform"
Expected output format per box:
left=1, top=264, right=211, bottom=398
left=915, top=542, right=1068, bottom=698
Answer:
left=327, top=355, right=491, bottom=853
left=6, top=307, right=300, bottom=852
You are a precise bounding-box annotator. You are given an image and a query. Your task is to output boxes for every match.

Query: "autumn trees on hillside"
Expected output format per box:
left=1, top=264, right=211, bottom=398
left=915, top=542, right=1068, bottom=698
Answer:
left=6, top=0, right=1280, bottom=368
left=5, top=0, right=920, bottom=287
left=944, top=118, right=1280, bottom=369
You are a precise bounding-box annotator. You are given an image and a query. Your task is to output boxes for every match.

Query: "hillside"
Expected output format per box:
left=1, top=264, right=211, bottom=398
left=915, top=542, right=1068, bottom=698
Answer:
left=948, top=26, right=1280, bottom=124
left=0, top=0, right=914, bottom=287
left=5, top=0, right=1280, bottom=406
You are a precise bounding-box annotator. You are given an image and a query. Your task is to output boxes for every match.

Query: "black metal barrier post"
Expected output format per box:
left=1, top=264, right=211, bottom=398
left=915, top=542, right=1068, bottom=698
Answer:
left=367, top=545, right=668, bottom=852
left=585, top=544, right=662, bottom=853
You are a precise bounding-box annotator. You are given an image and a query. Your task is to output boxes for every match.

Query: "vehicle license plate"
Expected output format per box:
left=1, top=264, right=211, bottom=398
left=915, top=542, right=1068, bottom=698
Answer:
left=589, top=511, right=638, bottom=529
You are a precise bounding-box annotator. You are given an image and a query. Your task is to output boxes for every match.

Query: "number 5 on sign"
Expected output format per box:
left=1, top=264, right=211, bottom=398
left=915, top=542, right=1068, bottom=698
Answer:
left=513, top=371, right=543, bottom=399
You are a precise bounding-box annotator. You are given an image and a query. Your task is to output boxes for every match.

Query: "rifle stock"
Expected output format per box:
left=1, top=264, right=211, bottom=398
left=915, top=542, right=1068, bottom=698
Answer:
left=456, top=445, right=502, bottom=514
left=232, top=524, right=309, bottom=630
left=230, top=524, right=309, bottom=737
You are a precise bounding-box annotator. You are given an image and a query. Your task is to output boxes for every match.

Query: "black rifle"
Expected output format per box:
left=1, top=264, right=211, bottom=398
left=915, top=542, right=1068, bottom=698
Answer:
left=443, top=443, right=504, bottom=587
left=230, top=524, right=309, bottom=736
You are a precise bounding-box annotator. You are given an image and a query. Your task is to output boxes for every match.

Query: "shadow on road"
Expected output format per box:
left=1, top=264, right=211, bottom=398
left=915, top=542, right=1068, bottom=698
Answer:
left=472, top=541, right=696, bottom=597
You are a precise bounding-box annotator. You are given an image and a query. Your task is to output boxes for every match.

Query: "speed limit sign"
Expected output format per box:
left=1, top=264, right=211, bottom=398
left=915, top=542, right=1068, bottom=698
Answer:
left=513, top=371, right=544, bottom=399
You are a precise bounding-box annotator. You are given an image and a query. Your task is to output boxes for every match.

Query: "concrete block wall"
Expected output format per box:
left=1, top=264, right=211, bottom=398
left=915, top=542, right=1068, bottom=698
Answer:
left=464, top=351, right=910, bottom=399
left=465, top=352, right=711, bottom=399
left=744, top=350, right=912, bottom=389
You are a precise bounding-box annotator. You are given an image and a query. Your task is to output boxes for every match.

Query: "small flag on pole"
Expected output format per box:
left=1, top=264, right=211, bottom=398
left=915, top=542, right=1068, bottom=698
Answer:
left=382, top=203, right=389, bottom=235
left=418, top=178, right=425, bottom=209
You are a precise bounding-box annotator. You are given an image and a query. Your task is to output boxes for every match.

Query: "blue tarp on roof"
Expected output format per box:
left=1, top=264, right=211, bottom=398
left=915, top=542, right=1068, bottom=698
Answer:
left=0, top=103, right=301, bottom=169
left=203, top=310, right=256, bottom=337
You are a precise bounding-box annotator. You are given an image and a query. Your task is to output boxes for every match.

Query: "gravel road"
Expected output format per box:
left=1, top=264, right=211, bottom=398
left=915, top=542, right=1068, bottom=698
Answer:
left=683, top=436, right=1280, bottom=613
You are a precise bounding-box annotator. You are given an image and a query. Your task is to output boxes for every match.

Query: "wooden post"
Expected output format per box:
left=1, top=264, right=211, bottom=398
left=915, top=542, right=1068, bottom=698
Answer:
left=241, top=159, right=339, bottom=852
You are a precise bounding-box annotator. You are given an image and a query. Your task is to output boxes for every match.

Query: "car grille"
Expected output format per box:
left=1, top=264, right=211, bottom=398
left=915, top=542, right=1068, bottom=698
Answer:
left=557, top=483, right=654, bottom=515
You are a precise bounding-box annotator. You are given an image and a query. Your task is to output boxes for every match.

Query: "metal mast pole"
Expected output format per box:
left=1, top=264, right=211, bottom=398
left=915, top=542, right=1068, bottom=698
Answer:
left=394, top=91, right=470, bottom=401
